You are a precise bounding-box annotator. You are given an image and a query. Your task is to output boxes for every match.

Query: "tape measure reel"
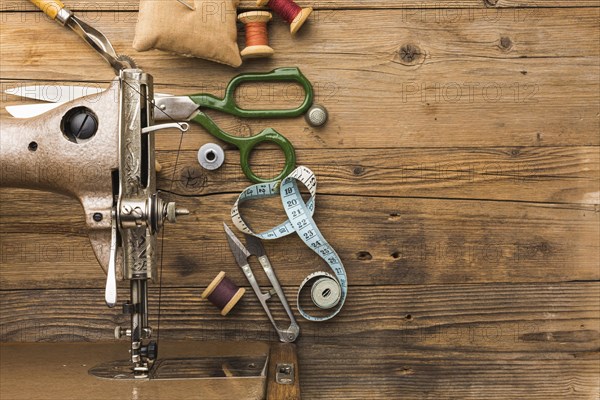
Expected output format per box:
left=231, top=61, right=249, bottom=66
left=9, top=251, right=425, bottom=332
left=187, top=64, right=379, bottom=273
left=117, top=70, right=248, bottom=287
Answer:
left=231, top=166, right=347, bottom=321
left=311, top=276, right=341, bottom=309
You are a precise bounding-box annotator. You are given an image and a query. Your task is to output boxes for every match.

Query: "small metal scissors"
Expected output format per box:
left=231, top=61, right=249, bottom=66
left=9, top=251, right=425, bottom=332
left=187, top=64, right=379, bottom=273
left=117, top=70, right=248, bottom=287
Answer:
left=155, top=67, right=314, bottom=183
left=223, top=223, right=300, bottom=342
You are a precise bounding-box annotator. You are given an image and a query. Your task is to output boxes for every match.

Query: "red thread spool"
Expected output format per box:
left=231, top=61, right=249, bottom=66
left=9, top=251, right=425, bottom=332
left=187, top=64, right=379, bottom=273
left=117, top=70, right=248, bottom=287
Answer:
left=238, top=11, right=274, bottom=59
left=257, top=0, right=313, bottom=35
left=201, top=271, right=245, bottom=316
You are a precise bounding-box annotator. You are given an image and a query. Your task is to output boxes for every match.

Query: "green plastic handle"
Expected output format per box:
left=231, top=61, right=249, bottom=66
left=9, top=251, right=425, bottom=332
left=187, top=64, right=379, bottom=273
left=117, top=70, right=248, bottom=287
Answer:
left=192, top=111, right=296, bottom=183
left=189, top=67, right=314, bottom=118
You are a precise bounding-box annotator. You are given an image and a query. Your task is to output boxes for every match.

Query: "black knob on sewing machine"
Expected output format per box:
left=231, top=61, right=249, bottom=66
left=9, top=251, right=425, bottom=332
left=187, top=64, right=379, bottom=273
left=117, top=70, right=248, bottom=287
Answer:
left=60, top=106, right=98, bottom=143
left=140, top=341, right=158, bottom=361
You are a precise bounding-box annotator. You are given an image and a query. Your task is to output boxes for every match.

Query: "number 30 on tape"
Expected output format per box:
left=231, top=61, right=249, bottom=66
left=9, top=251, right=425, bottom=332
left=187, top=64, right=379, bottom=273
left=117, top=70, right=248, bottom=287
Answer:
left=231, top=166, right=347, bottom=321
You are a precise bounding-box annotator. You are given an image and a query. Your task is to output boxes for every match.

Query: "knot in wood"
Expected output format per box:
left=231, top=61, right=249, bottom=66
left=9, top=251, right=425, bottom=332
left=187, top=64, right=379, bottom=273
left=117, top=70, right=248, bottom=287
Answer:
left=399, top=44, right=421, bottom=64
left=353, top=166, right=365, bottom=176
left=483, top=0, right=499, bottom=6
left=179, top=165, right=207, bottom=190
left=499, top=36, right=513, bottom=50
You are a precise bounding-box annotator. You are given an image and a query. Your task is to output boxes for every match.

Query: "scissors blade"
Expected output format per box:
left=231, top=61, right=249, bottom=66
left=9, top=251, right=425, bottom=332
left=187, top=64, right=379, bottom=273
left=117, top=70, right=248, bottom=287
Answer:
left=244, top=234, right=266, bottom=257
left=153, top=96, right=200, bottom=121
left=223, top=223, right=251, bottom=266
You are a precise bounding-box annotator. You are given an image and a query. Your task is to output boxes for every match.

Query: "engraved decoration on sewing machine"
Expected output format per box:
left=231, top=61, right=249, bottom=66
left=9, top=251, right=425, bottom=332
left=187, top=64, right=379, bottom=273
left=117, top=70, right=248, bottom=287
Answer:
left=125, top=139, right=141, bottom=195
left=128, top=229, right=153, bottom=273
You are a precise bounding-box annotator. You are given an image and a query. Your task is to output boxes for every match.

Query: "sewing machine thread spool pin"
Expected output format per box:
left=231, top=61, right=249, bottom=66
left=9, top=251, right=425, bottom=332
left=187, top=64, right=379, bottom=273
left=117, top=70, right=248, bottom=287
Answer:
left=238, top=11, right=275, bottom=59
left=202, top=271, right=245, bottom=316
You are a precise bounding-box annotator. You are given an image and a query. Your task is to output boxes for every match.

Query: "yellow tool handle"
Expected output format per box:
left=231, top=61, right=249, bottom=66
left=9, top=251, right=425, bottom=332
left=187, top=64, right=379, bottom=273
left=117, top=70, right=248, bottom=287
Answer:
left=29, top=0, right=65, bottom=20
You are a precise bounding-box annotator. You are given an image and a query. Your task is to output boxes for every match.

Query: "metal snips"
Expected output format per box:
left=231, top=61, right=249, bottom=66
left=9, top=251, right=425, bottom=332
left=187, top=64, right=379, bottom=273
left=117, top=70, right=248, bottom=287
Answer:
left=223, top=223, right=300, bottom=343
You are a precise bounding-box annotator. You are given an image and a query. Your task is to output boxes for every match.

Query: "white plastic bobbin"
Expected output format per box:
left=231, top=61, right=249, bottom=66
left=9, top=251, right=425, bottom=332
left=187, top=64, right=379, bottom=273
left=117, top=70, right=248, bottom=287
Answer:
left=198, top=143, right=225, bottom=170
left=311, top=277, right=341, bottom=309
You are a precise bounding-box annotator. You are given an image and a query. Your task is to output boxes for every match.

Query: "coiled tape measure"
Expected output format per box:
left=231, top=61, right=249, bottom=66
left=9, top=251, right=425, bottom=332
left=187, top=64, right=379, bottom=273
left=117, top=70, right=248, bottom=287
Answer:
left=231, top=166, right=347, bottom=321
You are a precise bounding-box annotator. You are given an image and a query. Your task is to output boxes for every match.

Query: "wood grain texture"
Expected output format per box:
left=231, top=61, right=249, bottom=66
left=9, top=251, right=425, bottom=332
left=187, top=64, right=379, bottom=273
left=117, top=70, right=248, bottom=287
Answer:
left=0, top=341, right=597, bottom=400
left=1, top=284, right=598, bottom=398
left=1, top=191, right=598, bottom=289
left=150, top=147, right=599, bottom=204
left=1, top=1, right=599, bottom=399
left=1, top=283, right=598, bottom=350
left=1, top=8, right=599, bottom=147
left=299, top=347, right=600, bottom=399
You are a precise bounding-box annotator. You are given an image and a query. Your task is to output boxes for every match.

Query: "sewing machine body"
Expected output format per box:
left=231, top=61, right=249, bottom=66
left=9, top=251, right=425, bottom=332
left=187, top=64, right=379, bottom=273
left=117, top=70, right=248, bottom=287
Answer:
left=1, top=78, right=121, bottom=275
left=0, top=69, right=183, bottom=378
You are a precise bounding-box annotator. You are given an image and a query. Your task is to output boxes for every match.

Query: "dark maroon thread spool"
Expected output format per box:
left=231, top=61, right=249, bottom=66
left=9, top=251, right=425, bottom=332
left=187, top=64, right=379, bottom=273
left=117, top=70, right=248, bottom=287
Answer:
left=201, top=271, right=245, bottom=316
left=256, top=0, right=313, bottom=35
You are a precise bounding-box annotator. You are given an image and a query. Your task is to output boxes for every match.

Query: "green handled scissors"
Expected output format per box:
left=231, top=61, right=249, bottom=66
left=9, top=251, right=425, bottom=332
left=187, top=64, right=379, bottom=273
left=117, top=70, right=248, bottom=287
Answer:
left=155, top=67, right=314, bottom=183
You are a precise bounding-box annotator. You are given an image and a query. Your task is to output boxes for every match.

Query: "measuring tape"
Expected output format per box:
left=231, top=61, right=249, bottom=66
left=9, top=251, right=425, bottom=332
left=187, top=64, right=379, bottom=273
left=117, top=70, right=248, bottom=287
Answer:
left=231, top=166, right=347, bottom=321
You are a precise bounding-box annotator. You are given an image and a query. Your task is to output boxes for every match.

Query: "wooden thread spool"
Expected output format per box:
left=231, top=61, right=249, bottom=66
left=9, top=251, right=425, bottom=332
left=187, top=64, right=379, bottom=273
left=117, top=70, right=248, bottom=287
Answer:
left=238, top=11, right=274, bottom=59
left=256, top=0, right=313, bottom=35
left=201, top=271, right=245, bottom=316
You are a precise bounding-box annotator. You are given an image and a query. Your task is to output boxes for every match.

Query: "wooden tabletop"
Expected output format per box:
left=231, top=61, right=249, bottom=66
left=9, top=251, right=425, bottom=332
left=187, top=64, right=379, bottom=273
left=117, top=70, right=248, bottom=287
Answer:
left=1, top=1, right=598, bottom=398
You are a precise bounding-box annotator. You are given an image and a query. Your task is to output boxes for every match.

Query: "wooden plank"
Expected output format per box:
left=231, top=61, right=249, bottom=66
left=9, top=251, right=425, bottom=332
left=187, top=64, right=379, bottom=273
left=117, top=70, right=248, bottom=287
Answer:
left=1, top=283, right=597, bottom=396
left=3, top=146, right=594, bottom=204
left=298, top=346, right=600, bottom=399
left=2, top=0, right=598, bottom=13
left=0, top=341, right=598, bottom=400
left=1, top=283, right=598, bottom=398
left=1, top=8, right=599, bottom=147
left=150, top=147, right=600, bottom=204
left=1, top=192, right=598, bottom=289
left=1, top=283, right=598, bottom=350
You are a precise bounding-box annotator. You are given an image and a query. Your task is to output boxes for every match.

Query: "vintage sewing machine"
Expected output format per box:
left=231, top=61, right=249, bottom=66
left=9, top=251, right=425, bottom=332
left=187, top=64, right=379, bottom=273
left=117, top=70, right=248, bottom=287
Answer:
left=0, top=68, right=302, bottom=399
left=1, top=69, right=188, bottom=378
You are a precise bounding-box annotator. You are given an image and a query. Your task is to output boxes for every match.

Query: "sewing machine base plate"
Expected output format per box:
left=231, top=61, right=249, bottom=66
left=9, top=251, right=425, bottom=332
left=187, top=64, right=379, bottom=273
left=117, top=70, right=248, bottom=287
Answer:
left=1, top=341, right=269, bottom=400
left=89, top=355, right=268, bottom=380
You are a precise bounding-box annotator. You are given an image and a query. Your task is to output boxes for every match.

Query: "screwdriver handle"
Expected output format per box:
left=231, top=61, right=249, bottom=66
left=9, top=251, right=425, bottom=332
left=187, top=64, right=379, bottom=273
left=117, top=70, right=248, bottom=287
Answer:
left=29, top=0, right=66, bottom=20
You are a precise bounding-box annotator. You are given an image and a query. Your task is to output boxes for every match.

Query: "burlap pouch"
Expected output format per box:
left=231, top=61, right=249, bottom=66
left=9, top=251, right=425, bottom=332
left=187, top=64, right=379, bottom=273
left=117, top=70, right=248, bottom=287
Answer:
left=133, top=0, right=242, bottom=67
